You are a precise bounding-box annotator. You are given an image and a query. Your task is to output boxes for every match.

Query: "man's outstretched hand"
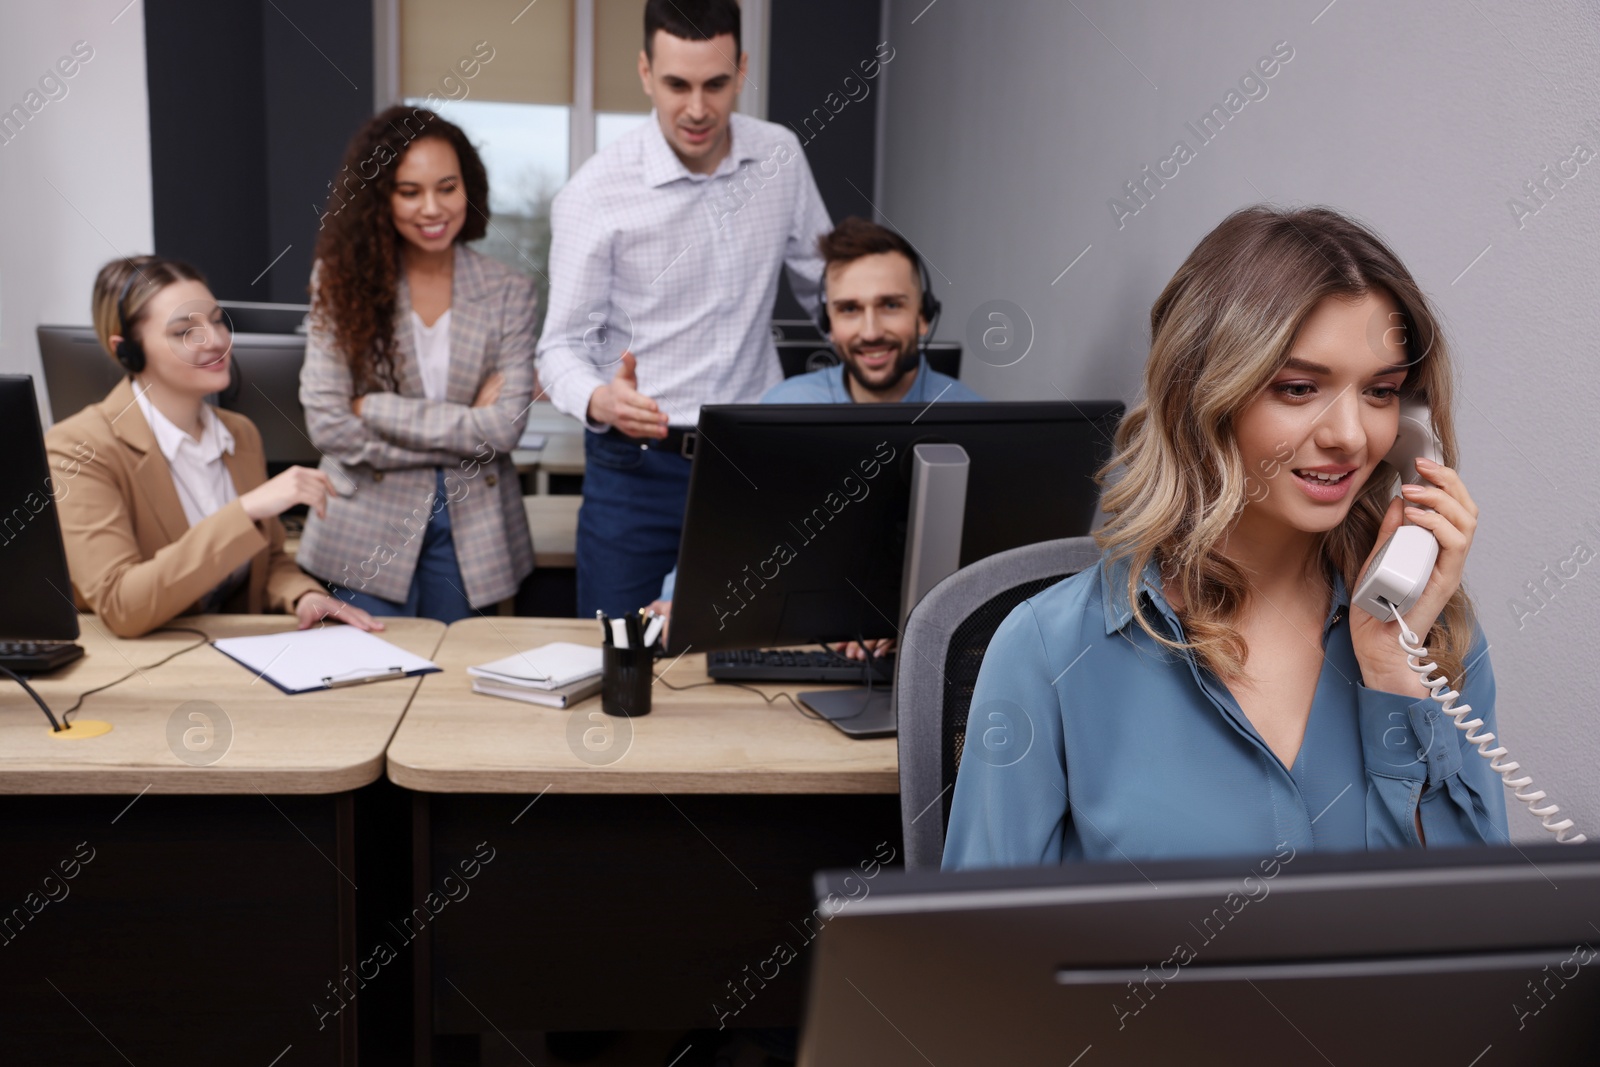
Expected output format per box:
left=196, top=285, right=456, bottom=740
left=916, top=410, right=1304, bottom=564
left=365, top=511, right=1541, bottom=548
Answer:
left=587, top=351, right=669, bottom=438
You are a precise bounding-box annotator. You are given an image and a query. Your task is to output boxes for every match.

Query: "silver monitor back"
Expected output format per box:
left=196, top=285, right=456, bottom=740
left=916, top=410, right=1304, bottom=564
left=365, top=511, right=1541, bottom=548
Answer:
left=36, top=325, right=123, bottom=424
left=216, top=333, right=320, bottom=468
left=801, top=843, right=1600, bottom=1065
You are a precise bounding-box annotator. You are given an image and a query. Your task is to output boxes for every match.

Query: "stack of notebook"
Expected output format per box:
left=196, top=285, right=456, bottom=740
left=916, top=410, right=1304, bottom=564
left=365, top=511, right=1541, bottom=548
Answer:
left=468, top=642, right=605, bottom=708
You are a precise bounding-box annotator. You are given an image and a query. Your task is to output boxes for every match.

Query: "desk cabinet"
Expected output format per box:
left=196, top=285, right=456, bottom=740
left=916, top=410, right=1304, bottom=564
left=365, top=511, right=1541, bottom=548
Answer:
left=388, top=618, right=902, bottom=1063
left=0, top=617, right=444, bottom=1066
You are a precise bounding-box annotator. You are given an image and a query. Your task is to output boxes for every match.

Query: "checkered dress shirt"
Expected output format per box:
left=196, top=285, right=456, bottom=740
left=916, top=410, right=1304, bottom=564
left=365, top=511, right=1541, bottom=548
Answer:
left=536, top=110, right=832, bottom=430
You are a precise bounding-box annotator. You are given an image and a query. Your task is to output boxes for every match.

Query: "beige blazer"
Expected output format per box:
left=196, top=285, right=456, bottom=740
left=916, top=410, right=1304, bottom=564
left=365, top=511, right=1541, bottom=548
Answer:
left=296, top=245, right=535, bottom=607
left=44, top=376, right=322, bottom=637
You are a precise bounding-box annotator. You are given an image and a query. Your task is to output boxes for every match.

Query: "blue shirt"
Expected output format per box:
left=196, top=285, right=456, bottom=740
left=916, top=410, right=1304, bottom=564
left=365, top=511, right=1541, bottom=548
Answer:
left=942, top=551, right=1508, bottom=869
left=657, top=355, right=983, bottom=601
left=760, top=355, right=983, bottom=405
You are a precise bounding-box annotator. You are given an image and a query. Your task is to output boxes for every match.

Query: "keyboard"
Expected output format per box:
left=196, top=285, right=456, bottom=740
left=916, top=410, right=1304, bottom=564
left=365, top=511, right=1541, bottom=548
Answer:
left=0, top=640, right=85, bottom=675
left=707, top=648, right=893, bottom=685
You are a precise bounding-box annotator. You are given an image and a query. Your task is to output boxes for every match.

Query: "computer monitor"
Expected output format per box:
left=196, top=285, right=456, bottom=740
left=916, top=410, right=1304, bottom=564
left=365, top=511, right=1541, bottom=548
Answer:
left=36, top=324, right=318, bottom=470
left=215, top=333, right=321, bottom=469
left=0, top=376, right=81, bottom=643
left=36, top=325, right=124, bottom=423
left=771, top=318, right=824, bottom=343
left=800, top=842, right=1600, bottom=1065
left=775, top=340, right=961, bottom=382
left=217, top=300, right=309, bottom=335
left=667, top=401, right=1122, bottom=655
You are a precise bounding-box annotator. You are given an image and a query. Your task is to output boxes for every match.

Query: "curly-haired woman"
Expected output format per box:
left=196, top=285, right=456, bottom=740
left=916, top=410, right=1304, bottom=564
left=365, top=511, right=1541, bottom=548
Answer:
left=943, top=205, right=1508, bottom=867
left=296, top=105, right=536, bottom=622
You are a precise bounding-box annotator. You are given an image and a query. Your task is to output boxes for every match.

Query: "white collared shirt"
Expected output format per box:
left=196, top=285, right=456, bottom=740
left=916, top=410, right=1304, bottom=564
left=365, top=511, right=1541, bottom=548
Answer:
left=134, top=383, right=251, bottom=607
left=536, top=110, right=832, bottom=429
left=411, top=308, right=453, bottom=401
left=134, top=382, right=240, bottom=527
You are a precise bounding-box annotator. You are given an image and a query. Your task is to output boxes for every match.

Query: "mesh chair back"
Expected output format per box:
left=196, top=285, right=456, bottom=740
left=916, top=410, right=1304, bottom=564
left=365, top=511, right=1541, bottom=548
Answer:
left=896, top=536, right=1102, bottom=870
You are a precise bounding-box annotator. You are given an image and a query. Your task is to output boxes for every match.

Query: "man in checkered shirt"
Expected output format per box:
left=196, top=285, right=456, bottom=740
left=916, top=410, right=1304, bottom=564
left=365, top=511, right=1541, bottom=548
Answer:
left=535, top=0, right=831, bottom=618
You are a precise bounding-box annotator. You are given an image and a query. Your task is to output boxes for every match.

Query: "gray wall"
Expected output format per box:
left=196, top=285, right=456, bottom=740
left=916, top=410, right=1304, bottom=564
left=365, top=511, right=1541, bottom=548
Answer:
left=879, top=0, right=1600, bottom=841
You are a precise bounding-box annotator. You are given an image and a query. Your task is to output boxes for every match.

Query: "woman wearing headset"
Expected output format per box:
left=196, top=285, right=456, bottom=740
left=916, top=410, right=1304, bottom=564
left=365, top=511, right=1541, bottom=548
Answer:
left=943, top=206, right=1507, bottom=868
left=296, top=106, right=535, bottom=622
left=45, top=255, right=383, bottom=638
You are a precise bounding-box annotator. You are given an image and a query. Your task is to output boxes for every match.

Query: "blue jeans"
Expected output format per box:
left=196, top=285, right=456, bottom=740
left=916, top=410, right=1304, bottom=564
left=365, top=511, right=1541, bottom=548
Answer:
left=576, top=430, right=692, bottom=618
left=332, top=469, right=476, bottom=623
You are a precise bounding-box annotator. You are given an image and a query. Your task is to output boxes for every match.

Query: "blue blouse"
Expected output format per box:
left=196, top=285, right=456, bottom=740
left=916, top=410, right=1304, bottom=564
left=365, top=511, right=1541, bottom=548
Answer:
left=942, top=552, right=1509, bottom=869
left=760, top=355, right=983, bottom=405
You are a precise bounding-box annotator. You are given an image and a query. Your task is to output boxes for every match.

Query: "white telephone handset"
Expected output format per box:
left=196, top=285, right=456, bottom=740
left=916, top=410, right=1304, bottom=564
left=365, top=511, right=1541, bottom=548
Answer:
left=1352, top=400, right=1441, bottom=618
left=1353, top=400, right=1583, bottom=843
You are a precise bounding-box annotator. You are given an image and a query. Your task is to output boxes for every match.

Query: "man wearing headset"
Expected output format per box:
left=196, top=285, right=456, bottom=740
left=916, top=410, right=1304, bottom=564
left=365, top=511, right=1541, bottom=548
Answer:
left=646, top=217, right=982, bottom=648
left=763, top=217, right=980, bottom=406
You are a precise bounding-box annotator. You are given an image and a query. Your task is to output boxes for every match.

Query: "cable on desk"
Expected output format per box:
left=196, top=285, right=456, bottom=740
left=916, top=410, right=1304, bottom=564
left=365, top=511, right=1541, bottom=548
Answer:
left=651, top=634, right=890, bottom=725
left=0, top=664, right=63, bottom=731
left=652, top=673, right=825, bottom=721
left=60, top=626, right=213, bottom=725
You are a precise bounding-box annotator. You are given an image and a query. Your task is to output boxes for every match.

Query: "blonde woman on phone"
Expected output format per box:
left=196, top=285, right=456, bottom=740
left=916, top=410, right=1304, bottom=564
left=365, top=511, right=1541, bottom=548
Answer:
left=943, top=206, right=1505, bottom=868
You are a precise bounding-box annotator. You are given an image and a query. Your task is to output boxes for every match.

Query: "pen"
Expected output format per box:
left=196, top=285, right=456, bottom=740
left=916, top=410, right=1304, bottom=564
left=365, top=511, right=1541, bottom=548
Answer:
left=625, top=610, right=641, bottom=649
left=598, top=610, right=612, bottom=647
left=321, top=666, right=406, bottom=688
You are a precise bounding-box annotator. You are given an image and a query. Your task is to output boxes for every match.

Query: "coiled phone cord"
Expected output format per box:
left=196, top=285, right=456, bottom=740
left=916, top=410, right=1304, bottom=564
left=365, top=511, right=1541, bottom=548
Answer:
left=1390, top=603, right=1585, bottom=844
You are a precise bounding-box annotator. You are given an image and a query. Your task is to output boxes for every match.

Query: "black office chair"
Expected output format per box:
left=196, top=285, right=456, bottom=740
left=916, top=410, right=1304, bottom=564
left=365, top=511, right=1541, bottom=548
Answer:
left=895, top=535, right=1103, bottom=870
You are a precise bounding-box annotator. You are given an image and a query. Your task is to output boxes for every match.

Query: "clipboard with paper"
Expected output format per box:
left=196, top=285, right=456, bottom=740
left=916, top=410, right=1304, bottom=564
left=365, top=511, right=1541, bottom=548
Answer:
left=211, top=626, right=441, bottom=695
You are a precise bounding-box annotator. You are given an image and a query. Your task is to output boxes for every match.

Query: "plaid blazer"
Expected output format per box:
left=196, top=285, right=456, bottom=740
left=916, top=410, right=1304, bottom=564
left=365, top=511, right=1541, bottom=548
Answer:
left=296, top=246, right=536, bottom=607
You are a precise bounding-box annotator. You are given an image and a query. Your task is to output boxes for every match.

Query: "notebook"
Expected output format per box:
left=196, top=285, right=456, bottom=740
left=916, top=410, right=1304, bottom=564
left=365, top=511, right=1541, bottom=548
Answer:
left=471, top=675, right=602, bottom=708
left=211, top=627, right=440, bottom=694
left=467, top=642, right=602, bottom=691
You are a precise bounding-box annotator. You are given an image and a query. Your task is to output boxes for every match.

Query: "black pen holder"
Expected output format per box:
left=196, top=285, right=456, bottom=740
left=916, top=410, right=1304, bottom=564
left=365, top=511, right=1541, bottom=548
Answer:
left=601, top=644, right=654, bottom=717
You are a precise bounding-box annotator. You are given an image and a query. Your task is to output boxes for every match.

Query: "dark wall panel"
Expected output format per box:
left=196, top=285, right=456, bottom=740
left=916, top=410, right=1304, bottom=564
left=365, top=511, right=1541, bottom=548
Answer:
left=259, top=0, right=375, bottom=303
left=146, top=0, right=373, bottom=303
left=766, top=0, right=884, bottom=318
left=144, top=2, right=271, bottom=298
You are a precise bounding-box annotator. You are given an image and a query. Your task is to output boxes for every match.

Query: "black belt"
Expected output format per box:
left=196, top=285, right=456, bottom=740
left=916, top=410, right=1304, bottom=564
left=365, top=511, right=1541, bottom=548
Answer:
left=617, top=426, right=697, bottom=459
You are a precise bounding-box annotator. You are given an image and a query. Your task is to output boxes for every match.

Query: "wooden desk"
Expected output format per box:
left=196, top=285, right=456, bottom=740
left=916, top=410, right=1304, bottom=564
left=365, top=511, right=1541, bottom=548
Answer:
left=533, top=430, right=586, bottom=475
left=0, top=615, right=444, bottom=1067
left=512, top=402, right=586, bottom=492
left=521, top=495, right=581, bottom=570
left=387, top=617, right=897, bottom=793
left=512, top=432, right=585, bottom=492
left=385, top=618, right=902, bottom=1057
left=2, top=615, right=443, bottom=794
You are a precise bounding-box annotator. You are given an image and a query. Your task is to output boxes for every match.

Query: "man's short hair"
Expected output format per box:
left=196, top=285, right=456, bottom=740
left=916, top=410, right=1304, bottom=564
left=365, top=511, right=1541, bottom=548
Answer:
left=644, top=0, right=742, bottom=60
left=818, top=217, right=925, bottom=290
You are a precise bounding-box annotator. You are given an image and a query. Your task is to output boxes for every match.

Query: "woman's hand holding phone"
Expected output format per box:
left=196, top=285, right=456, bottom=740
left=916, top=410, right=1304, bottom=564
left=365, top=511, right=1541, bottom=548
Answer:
left=1349, top=458, right=1479, bottom=696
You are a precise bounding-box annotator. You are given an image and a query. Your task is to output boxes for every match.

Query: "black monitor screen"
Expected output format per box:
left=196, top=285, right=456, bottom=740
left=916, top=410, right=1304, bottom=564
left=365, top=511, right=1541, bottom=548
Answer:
left=0, top=376, right=81, bottom=641
left=669, top=401, right=1122, bottom=653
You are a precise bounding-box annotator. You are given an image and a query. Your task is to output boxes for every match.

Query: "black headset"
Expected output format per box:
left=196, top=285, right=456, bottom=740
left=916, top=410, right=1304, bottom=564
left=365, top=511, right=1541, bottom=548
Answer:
left=112, top=256, right=235, bottom=384
left=113, top=264, right=148, bottom=375
left=817, top=249, right=941, bottom=340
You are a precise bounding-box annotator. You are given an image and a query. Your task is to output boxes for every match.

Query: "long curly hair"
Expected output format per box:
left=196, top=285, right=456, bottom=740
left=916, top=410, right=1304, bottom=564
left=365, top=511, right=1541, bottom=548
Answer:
left=1095, top=204, right=1476, bottom=687
left=310, top=105, right=489, bottom=393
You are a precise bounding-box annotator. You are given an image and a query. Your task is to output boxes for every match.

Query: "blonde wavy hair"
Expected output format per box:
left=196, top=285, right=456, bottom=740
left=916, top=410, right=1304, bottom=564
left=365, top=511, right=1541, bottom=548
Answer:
left=1095, top=205, right=1476, bottom=686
